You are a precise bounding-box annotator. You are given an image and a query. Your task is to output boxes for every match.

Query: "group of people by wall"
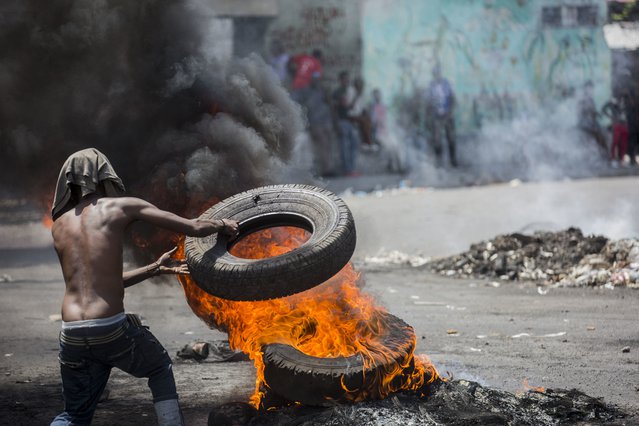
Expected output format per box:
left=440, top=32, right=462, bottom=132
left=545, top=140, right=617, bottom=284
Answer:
left=271, top=43, right=463, bottom=176
left=270, top=42, right=391, bottom=177
left=272, top=42, right=638, bottom=177
left=579, top=81, right=639, bottom=167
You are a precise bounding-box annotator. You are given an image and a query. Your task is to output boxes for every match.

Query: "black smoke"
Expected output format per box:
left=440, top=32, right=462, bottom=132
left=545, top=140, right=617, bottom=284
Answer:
left=0, top=0, right=305, bottom=214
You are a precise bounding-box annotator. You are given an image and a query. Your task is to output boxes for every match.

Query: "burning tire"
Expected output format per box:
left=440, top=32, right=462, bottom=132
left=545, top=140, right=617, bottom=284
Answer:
left=185, top=184, right=356, bottom=301
left=262, top=313, right=416, bottom=407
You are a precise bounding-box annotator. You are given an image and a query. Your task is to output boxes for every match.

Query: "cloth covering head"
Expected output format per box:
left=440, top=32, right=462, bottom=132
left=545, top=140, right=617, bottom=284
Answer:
left=52, top=148, right=125, bottom=220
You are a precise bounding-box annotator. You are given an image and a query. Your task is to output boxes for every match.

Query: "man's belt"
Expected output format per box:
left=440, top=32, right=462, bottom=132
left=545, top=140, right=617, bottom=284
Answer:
left=59, top=314, right=142, bottom=346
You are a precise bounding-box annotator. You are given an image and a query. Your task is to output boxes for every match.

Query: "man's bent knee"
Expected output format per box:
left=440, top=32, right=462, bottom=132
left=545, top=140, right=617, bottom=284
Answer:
left=148, top=363, right=178, bottom=402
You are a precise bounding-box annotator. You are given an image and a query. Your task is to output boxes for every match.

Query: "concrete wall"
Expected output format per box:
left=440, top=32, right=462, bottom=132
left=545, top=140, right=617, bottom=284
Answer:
left=264, top=0, right=362, bottom=85
left=362, top=0, right=612, bottom=132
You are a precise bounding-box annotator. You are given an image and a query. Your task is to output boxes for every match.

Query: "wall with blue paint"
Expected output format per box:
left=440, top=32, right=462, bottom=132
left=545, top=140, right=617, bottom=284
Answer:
left=362, top=0, right=611, bottom=132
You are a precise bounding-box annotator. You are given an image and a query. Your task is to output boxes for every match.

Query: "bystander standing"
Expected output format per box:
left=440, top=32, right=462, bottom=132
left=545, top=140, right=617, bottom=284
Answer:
left=289, top=49, right=323, bottom=91
left=622, top=89, right=639, bottom=166
left=332, top=71, right=360, bottom=176
left=349, top=78, right=374, bottom=150
left=298, top=75, right=336, bottom=177
left=424, top=65, right=457, bottom=167
left=269, top=40, right=290, bottom=84
left=577, top=80, right=608, bottom=159
left=369, top=88, right=387, bottom=147
left=602, top=93, right=628, bottom=166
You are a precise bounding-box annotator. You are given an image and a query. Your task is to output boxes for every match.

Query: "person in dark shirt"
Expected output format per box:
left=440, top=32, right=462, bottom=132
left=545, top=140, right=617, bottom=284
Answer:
left=424, top=65, right=457, bottom=167
left=577, top=81, right=608, bottom=158
left=298, top=74, right=336, bottom=176
left=332, top=70, right=360, bottom=176
left=622, top=89, right=639, bottom=166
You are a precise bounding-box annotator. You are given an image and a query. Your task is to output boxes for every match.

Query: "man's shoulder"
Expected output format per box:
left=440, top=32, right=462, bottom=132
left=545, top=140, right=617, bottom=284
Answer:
left=100, top=196, right=150, bottom=210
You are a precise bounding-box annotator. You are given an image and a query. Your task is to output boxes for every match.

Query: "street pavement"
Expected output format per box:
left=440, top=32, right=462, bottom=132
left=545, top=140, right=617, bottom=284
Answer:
left=0, top=175, right=637, bottom=424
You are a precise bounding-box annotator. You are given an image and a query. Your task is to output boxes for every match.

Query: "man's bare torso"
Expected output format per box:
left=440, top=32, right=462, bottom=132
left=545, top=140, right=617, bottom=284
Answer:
left=52, top=196, right=130, bottom=322
left=51, top=190, right=236, bottom=322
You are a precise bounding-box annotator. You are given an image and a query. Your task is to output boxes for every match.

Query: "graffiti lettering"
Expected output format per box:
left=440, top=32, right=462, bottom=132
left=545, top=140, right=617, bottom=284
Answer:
left=271, top=6, right=346, bottom=51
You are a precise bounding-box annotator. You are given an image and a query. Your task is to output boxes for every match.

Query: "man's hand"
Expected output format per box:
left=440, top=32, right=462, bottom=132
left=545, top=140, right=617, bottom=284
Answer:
left=156, top=247, right=190, bottom=275
left=123, top=246, right=188, bottom=287
left=190, top=218, right=239, bottom=238
left=219, top=219, right=239, bottom=240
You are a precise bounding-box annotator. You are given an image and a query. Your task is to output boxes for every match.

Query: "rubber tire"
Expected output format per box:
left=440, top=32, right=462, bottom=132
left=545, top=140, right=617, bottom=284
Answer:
left=262, top=313, right=416, bottom=407
left=185, top=184, right=356, bottom=301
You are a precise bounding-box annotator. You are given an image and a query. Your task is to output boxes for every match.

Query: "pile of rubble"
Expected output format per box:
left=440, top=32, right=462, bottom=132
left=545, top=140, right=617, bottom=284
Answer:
left=427, top=228, right=639, bottom=288
left=208, top=379, right=625, bottom=425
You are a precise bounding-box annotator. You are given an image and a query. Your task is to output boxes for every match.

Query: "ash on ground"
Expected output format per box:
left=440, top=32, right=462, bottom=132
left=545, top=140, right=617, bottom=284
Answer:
left=426, top=228, right=639, bottom=288
left=209, top=379, right=627, bottom=425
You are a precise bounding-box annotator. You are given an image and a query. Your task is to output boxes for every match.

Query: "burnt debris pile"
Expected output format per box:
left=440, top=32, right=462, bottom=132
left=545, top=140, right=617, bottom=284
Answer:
left=428, top=228, right=639, bottom=288
left=208, top=379, right=625, bottom=426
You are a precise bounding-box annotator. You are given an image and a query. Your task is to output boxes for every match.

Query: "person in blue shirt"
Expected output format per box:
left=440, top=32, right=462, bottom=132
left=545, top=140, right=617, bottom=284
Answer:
left=425, top=65, right=457, bottom=167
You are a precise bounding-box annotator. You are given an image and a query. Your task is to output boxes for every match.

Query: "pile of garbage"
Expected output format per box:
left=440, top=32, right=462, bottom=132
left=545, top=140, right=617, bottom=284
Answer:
left=209, top=379, right=625, bottom=425
left=362, top=250, right=431, bottom=269
left=428, top=228, right=639, bottom=288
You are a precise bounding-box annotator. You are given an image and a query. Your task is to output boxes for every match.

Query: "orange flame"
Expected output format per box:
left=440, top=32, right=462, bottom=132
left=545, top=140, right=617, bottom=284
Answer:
left=42, top=214, right=53, bottom=230
left=520, top=378, right=546, bottom=394
left=42, top=198, right=53, bottom=230
left=175, top=227, right=439, bottom=407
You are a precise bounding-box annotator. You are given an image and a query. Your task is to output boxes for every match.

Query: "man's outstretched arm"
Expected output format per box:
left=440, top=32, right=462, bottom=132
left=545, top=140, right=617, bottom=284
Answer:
left=123, top=247, right=189, bottom=288
left=121, top=197, right=239, bottom=238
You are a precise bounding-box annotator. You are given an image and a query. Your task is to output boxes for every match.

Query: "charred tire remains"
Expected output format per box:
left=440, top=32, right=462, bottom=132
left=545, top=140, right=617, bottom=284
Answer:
left=185, top=184, right=356, bottom=301
left=262, top=313, right=416, bottom=407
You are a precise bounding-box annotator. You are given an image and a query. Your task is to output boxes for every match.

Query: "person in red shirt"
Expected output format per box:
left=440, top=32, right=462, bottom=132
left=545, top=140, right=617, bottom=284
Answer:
left=602, top=94, right=628, bottom=165
left=289, top=49, right=323, bottom=90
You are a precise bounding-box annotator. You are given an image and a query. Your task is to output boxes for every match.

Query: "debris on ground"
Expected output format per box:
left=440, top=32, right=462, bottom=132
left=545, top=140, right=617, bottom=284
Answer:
left=211, top=379, right=626, bottom=425
left=362, top=250, right=431, bottom=269
left=176, top=340, right=249, bottom=362
left=426, top=228, right=639, bottom=288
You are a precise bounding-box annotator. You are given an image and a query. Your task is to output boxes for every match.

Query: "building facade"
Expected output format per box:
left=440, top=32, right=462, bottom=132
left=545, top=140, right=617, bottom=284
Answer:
left=362, top=0, right=612, bottom=132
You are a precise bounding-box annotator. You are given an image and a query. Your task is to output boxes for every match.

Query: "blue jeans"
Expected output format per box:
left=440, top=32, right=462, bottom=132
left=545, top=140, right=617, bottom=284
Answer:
left=337, top=119, right=360, bottom=174
left=51, top=317, right=177, bottom=426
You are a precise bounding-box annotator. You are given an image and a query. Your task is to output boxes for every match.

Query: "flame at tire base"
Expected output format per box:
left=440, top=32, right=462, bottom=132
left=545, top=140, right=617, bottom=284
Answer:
left=176, top=228, right=439, bottom=408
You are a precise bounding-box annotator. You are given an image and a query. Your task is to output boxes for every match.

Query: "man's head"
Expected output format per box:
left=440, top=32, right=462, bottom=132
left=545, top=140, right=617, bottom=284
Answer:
left=338, top=70, right=350, bottom=87
left=432, top=64, right=442, bottom=80
left=52, top=148, right=125, bottom=220
left=312, top=49, right=323, bottom=62
left=372, top=88, right=382, bottom=103
left=271, top=39, right=285, bottom=56
left=583, top=80, right=594, bottom=96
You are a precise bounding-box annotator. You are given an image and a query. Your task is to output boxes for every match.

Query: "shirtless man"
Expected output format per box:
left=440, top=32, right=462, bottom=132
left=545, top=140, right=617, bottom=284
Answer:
left=49, top=148, right=238, bottom=426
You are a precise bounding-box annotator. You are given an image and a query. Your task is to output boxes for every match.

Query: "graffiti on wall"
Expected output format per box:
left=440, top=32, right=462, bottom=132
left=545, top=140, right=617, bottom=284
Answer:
left=363, top=0, right=610, bottom=132
left=270, top=6, right=345, bottom=51
left=266, top=1, right=361, bottom=82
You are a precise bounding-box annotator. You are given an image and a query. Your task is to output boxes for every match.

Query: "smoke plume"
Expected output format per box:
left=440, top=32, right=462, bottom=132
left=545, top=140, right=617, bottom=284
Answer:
left=388, top=95, right=610, bottom=187
left=0, top=0, right=306, bottom=214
